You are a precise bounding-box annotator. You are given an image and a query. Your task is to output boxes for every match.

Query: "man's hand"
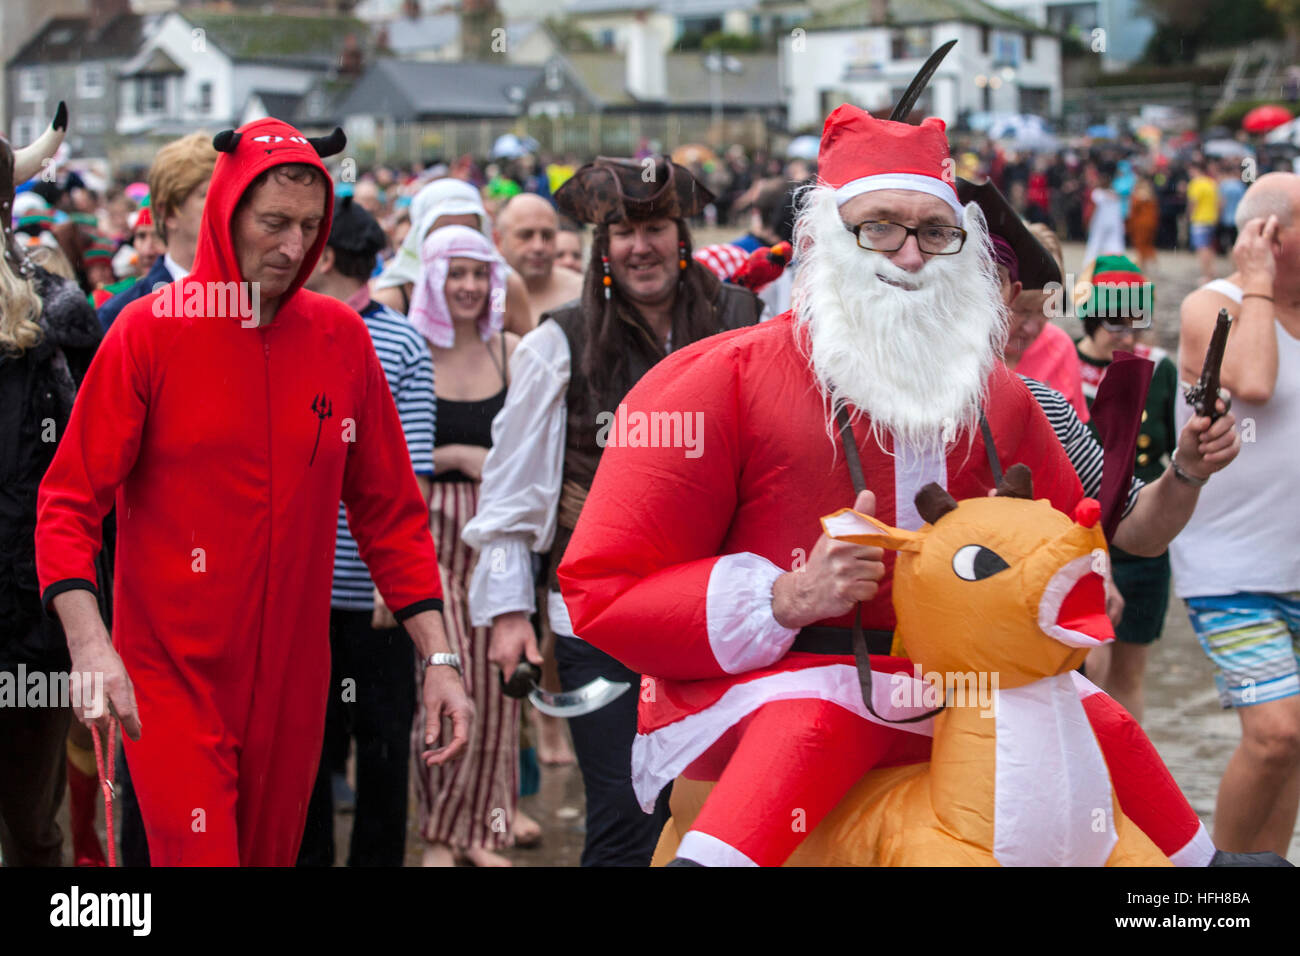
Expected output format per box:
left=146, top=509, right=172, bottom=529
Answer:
left=1233, top=215, right=1281, bottom=290
left=1104, top=576, right=1126, bottom=629
left=772, top=490, right=886, bottom=629
left=52, top=589, right=141, bottom=740
left=371, top=588, right=398, bottom=630
left=1175, top=396, right=1240, bottom=481
left=489, top=611, right=543, bottom=676
left=419, top=663, right=473, bottom=766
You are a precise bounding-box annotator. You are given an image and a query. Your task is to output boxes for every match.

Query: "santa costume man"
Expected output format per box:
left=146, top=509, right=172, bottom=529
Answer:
left=36, top=118, right=471, bottom=866
left=557, top=105, right=1233, bottom=867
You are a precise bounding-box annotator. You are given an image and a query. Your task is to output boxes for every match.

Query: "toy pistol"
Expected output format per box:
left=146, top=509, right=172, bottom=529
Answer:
left=1184, top=308, right=1233, bottom=423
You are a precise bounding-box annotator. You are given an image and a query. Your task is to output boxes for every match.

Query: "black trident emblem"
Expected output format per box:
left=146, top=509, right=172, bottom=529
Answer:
left=309, top=393, right=333, bottom=466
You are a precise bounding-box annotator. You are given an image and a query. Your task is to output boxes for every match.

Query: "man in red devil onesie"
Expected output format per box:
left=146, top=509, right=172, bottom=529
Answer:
left=36, top=118, right=472, bottom=866
left=558, top=105, right=1231, bottom=867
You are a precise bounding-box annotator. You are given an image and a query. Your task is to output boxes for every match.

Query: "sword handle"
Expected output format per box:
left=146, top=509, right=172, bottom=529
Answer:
left=500, top=661, right=542, bottom=699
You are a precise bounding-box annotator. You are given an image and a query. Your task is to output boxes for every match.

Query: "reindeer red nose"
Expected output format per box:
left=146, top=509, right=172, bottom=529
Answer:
left=1073, top=498, right=1101, bottom=529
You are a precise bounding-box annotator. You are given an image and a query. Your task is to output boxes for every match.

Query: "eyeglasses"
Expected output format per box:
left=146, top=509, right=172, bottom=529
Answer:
left=847, top=220, right=967, bottom=256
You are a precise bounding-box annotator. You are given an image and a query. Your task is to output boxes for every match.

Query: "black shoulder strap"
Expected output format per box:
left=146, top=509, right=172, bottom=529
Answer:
left=837, top=403, right=977, bottom=723
left=979, top=409, right=1003, bottom=486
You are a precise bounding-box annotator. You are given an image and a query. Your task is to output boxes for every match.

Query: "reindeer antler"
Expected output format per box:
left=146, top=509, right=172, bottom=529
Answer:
left=915, top=483, right=958, bottom=526
left=995, top=463, right=1034, bottom=500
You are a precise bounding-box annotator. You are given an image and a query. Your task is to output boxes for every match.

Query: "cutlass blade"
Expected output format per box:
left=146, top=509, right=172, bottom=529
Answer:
left=529, top=677, right=632, bottom=718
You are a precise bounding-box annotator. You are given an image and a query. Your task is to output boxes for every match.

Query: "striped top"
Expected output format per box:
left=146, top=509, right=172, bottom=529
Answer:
left=332, top=301, right=436, bottom=610
left=1020, top=374, right=1142, bottom=518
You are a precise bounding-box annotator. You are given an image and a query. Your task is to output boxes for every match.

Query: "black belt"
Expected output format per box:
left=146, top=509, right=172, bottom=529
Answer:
left=792, top=626, right=894, bottom=657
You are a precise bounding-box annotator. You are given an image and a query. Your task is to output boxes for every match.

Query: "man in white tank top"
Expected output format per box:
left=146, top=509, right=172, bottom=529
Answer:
left=1174, top=172, right=1300, bottom=860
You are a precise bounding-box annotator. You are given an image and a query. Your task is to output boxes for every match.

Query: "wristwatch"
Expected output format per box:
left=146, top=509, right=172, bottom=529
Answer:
left=423, top=652, right=462, bottom=674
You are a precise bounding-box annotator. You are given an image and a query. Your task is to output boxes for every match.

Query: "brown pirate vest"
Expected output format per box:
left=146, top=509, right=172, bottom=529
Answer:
left=544, top=283, right=761, bottom=589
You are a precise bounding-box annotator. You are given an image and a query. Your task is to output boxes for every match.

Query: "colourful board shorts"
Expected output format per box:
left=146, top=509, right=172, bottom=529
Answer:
left=1190, top=223, right=1216, bottom=251
left=1185, top=592, right=1300, bottom=709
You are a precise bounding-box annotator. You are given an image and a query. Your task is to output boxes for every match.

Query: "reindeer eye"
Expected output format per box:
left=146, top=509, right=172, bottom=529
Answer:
left=952, top=544, right=1010, bottom=581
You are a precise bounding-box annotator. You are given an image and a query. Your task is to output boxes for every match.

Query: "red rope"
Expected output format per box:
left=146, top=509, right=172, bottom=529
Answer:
left=90, top=721, right=117, bottom=868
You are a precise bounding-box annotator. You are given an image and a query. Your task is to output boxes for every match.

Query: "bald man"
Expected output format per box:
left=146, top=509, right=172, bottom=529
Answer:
left=494, top=193, right=583, bottom=326
left=1174, top=172, right=1300, bottom=859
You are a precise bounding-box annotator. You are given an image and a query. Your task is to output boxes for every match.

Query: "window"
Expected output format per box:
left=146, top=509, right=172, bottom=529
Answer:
left=11, top=116, right=39, bottom=146
left=20, top=68, right=47, bottom=102
left=135, top=76, right=167, bottom=114
left=1025, top=33, right=1034, bottom=62
left=599, top=28, right=615, bottom=49
left=77, top=64, right=105, bottom=99
left=890, top=27, right=932, bottom=59
left=198, top=81, right=212, bottom=114
left=147, top=77, right=166, bottom=112
left=980, top=25, right=989, bottom=55
left=993, top=31, right=1021, bottom=67
left=78, top=112, right=106, bottom=133
left=1020, top=86, right=1050, bottom=115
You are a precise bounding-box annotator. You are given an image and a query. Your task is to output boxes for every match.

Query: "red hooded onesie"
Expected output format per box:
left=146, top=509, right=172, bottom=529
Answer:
left=36, top=119, right=444, bottom=866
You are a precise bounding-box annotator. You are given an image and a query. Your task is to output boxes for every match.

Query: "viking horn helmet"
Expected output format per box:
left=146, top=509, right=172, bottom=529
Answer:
left=11, top=102, right=68, bottom=184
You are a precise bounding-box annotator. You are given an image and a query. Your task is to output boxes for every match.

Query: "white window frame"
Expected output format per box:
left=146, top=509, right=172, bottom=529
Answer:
left=11, top=116, right=39, bottom=147
left=20, top=68, right=47, bottom=102
left=77, top=64, right=106, bottom=99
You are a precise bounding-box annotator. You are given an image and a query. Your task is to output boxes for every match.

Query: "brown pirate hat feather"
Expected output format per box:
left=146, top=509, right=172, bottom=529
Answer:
left=554, top=156, right=714, bottom=225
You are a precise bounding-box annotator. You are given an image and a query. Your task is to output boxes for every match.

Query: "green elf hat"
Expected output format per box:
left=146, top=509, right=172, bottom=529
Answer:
left=82, top=235, right=116, bottom=261
left=1078, top=254, right=1153, bottom=332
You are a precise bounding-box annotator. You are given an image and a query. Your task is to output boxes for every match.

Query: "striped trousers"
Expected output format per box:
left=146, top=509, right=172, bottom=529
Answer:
left=413, top=479, right=521, bottom=849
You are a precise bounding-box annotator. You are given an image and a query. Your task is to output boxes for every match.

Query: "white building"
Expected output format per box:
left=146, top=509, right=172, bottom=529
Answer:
left=986, top=0, right=1155, bottom=70
left=114, top=9, right=365, bottom=138
left=782, top=1, right=1062, bottom=131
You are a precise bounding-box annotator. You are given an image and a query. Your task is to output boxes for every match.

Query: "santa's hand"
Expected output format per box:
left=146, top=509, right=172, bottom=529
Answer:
left=773, top=489, right=885, bottom=629
left=420, top=664, right=474, bottom=766
left=1175, top=396, right=1239, bottom=480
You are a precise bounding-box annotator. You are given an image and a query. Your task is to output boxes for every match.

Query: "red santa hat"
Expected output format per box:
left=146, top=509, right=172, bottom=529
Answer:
left=818, top=103, right=963, bottom=220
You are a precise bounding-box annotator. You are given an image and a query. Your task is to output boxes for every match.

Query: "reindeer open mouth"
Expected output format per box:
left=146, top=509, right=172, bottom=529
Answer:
left=1038, top=499, right=1116, bottom=649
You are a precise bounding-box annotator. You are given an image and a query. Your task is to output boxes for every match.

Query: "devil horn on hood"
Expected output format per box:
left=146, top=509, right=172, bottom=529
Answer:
left=212, top=129, right=242, bottom=153
left=307, top=127, right=346, bottom=158
left=12, top=101, right=69, bottom=184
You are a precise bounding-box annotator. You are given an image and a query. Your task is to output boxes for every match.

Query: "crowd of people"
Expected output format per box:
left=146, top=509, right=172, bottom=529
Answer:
left=0, top=96, right=1296, bottom=869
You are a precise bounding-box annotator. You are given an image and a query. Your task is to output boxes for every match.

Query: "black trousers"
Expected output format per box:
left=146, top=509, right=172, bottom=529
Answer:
left=297, top=609, right=416, bottom=867
left=554, top=635, right=670, bottom=867
left=116, top=746, right=150, bottom=866
left=0, top=701, right=71, bottom=866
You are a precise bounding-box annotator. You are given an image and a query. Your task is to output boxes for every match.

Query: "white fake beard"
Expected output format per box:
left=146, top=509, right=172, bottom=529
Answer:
left=792, top=185, right=1008, bottom=458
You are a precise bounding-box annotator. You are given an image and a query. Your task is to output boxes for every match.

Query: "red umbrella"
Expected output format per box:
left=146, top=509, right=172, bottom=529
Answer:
left=1242, top=104, right=1294, bottom=133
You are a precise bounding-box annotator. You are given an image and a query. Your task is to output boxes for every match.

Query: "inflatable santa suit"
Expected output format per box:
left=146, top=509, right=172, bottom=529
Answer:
left=36, top=118, right=449, bottom=865
left=558, top=105, right=1215, bottom=867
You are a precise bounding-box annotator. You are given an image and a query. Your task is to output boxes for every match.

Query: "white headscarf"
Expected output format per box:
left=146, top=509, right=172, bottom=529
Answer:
left=407, top=224, right=507, bottom=349
left=375, top=178, right=489, bottom=290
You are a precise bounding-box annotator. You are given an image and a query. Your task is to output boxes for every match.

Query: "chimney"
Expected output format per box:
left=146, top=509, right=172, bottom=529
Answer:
left=460, top=0, right=504, bottom=60
left=89, top=0, right=132, bottom=34
left=625, top=12, right=666, bottom=102
left=870, top=0, right=889, bottom=26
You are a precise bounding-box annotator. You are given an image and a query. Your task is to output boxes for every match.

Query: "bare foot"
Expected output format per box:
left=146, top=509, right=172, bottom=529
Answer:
left=422, top=843, right=456, bottom=867
left=462, top=846, right=513, bottom=867
left=534, top=710, right=576, bottom=766
left=514, top=808, right=543, bottom=847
